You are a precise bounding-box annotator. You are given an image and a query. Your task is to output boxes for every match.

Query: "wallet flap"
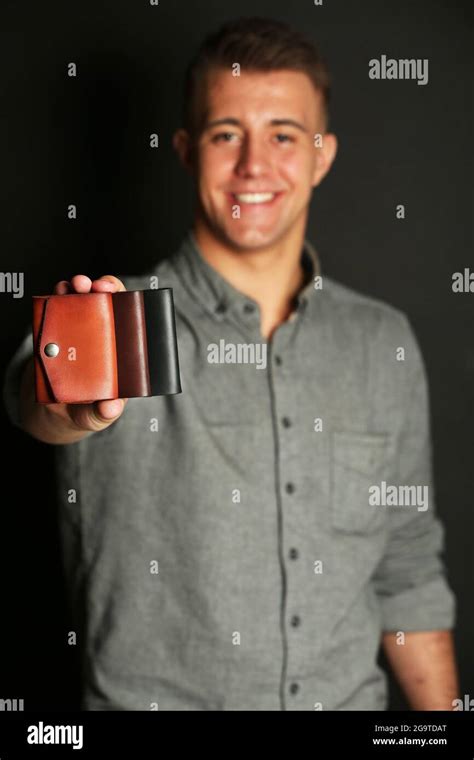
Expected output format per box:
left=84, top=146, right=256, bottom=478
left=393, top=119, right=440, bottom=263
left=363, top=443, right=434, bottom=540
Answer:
left=33, top=297, right=53, bottom=402
left=35, top=293, right=118, bottom=403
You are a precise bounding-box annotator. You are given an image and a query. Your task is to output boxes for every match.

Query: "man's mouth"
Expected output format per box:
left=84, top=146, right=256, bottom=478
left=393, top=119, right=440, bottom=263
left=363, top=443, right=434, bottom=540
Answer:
left=230, top=192, right=282, bottom=205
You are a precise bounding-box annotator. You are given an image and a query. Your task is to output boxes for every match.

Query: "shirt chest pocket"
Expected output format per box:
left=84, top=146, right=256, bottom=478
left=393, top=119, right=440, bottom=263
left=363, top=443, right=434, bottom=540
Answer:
left=331, top=431, right=393, bottom=534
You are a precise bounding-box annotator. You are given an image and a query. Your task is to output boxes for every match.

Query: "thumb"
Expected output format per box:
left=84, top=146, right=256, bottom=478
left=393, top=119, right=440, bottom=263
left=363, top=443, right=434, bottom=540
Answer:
left=68, top=399, right=126, bottom=433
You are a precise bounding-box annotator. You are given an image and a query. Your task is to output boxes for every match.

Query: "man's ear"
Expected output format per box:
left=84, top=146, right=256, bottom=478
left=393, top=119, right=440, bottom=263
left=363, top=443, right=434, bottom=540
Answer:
left=312, top=132, right=338, bottom=188
left=173, top=128, right=195, bottom=174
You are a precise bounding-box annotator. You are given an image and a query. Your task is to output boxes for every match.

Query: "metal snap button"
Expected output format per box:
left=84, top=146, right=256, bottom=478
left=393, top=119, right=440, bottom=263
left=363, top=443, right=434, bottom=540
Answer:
left=44, top=342, right=60, bottom=357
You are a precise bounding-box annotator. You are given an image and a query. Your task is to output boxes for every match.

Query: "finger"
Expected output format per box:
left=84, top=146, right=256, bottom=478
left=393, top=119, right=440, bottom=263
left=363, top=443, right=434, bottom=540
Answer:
left=90, top=280, right=117, bottom=293
left=54, top=280, right=71, bottom=295
left=91, top=275, right=127, bottom=293
left=68, top=398, right=126, bottom=432
left=95, top=398, right=128, bottom=419
left=70, top=274, right=93, bottom=293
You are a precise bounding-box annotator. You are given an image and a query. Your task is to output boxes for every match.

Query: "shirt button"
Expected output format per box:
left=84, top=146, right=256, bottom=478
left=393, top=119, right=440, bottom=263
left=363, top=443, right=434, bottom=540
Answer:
left=289, top=682, right=299, bottom=695
left=274, top=354, right=282, bottom=366
left=215, top=302, right=227, bottom=314
left=289, top=547, right=299, bottom=560
left=285, top=482, right=295, bottom=494
left=243, top=302, right=255, bottom=313
left=282, top=416, right=292, bottom=428
left=291, top=615, right=301, bottom=627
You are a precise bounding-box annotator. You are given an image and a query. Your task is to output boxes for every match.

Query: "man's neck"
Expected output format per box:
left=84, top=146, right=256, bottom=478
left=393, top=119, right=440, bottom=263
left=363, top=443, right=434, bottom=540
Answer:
left=193, top=220, right=309, bottom=340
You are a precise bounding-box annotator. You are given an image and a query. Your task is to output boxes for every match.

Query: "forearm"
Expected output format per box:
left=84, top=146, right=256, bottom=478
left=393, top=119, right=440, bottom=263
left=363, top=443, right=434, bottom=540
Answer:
left=382, top=630, right=459, bottom=710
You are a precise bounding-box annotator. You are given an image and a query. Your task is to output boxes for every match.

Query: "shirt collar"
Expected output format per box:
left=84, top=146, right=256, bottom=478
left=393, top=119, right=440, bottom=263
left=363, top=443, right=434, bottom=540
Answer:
left=170, top=228, right=321, bottom=322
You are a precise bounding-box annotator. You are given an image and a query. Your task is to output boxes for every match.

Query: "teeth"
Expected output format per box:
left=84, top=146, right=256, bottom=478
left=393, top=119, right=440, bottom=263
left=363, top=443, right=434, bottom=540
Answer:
left=234, top=193, right=275, bottom=204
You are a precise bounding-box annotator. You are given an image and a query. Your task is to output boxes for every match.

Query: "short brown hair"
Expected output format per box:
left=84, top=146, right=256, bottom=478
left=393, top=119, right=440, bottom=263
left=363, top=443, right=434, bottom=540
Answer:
left=182, top=16, right=331, bottom=137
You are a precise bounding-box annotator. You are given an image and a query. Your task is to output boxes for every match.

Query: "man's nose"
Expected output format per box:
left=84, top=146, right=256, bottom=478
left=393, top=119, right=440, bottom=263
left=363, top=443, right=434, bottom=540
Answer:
left=235, top=135, right=271, bottom=177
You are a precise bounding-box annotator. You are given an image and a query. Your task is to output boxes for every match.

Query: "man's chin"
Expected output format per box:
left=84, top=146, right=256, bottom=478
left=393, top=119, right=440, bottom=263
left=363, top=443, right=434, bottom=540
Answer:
left=220, top=225, right=283, bottom=252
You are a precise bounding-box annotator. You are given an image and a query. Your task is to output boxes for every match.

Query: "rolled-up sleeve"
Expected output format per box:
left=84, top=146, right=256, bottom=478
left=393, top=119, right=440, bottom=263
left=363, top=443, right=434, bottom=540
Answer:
left=373, top=315, right=456, bottom=632
left=2, top=327, right=34, bottom=431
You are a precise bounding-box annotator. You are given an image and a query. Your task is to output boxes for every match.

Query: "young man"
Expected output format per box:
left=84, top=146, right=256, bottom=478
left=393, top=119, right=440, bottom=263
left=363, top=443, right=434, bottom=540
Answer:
left=4, top=17, right=458, bottom=710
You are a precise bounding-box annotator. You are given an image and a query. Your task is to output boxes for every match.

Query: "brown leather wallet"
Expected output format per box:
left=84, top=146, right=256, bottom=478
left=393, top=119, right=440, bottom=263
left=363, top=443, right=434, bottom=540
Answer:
left=32, top=289, right=182, bottom=403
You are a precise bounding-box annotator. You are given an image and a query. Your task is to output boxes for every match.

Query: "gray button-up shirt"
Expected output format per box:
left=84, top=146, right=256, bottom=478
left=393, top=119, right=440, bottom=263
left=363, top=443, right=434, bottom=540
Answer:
left=3, top=230, right=456, bottom=710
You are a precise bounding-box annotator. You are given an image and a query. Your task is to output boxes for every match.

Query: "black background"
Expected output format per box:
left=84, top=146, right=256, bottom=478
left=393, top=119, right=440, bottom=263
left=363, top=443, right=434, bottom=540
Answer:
left=1, top=0, right=472, bottom=710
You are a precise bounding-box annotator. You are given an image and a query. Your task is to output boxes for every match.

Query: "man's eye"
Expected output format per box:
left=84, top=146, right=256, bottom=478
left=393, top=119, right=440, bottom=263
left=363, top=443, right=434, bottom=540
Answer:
left=212, top=132, right=238, bottom=143
left=275, top=133, right=294, bottom=143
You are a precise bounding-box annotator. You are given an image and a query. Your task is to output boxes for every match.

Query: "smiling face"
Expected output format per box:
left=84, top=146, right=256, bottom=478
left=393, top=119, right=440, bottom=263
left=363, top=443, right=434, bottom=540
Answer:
left=174, top=68, right=337, bottom=253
